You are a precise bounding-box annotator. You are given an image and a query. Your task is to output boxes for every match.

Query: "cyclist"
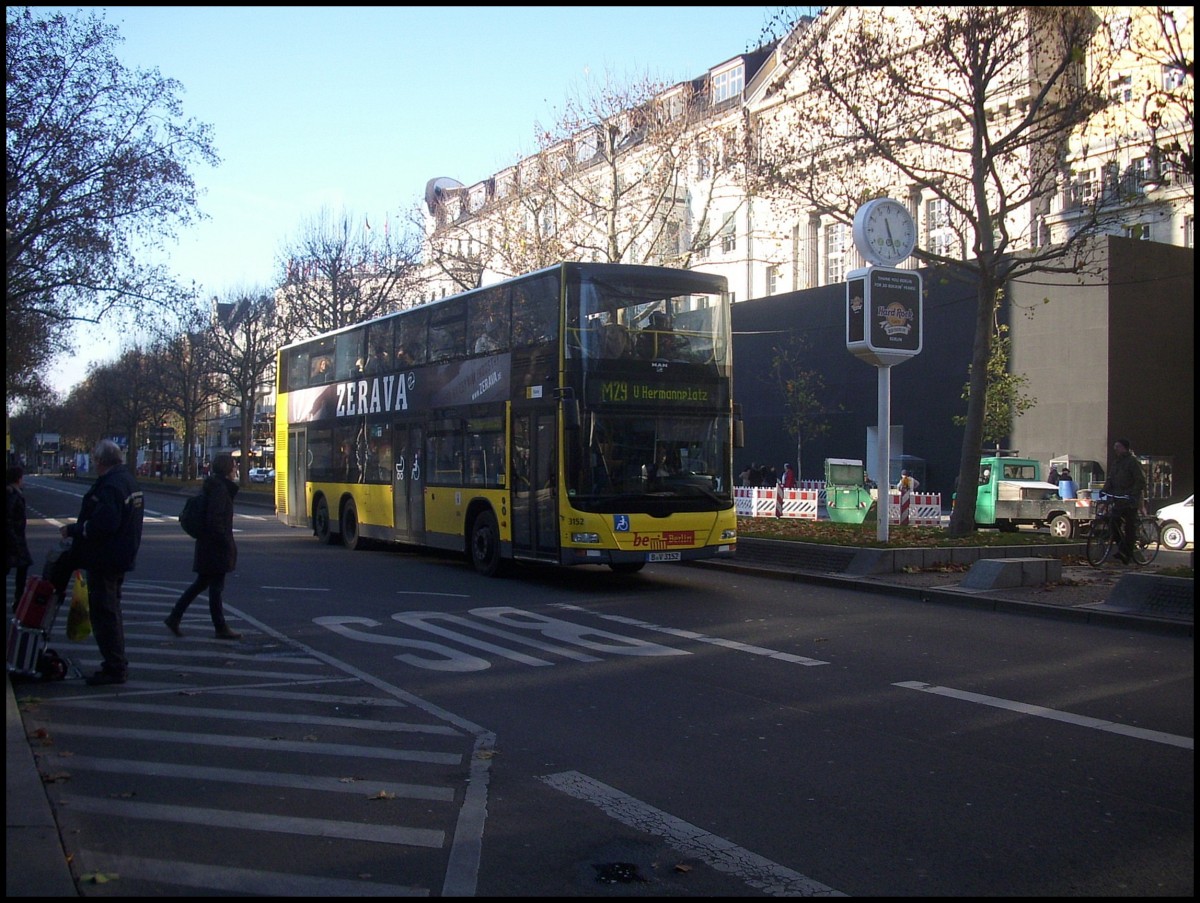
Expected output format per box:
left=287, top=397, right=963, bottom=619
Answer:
left=1103, top=438, right=1146, bottom=564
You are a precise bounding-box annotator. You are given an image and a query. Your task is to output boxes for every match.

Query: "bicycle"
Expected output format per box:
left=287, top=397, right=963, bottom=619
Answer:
left=1086, top=493, right=1161, bottom=567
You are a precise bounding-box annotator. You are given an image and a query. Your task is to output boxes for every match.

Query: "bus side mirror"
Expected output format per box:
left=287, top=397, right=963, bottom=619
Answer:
left=733, top=404, right=744, bottom=449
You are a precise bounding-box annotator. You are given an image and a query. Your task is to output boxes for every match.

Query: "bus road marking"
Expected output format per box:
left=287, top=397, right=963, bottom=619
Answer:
left=553, top=604, right=830, bottom=666
left=539, top=771, right=845, bottom=897
left=314, top=608, right=688, bottom=672
left=894, top=681, right=1194, bottom=749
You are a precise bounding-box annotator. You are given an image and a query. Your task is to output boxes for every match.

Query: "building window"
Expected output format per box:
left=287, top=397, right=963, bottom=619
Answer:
left=824, top=222, right=848, bottom=285
left=1124, top=223, right=1152, bottom=240
left=696, top=142, right=712, bottom=179
left=925, top=198, right=955, bottom=258
left=768, top=265, right=781, bottom=295
left=694, top=225, right=711, bottom=260
left=1109, top=74, right=1133, bottom=103
left=711, top=63, right=745, bottom=104
left=1164, top=65, right=1187, bottom=90
left=576, top=130, right=598, bottom=164
left=720, top=215, right=736, bottom=254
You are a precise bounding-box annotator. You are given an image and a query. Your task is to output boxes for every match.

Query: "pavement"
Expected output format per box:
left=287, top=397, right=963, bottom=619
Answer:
left=6, top=495, right=1192, bottom=895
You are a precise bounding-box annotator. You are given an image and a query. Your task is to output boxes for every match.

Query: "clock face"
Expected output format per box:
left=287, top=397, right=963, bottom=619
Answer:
left=853, top=199, right=916, bottom=266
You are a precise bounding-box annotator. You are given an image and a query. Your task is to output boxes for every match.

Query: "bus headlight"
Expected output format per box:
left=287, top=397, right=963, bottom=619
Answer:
left=721, top=528, right=737, bottom=540
left=571, top=532, right=601, bottom=544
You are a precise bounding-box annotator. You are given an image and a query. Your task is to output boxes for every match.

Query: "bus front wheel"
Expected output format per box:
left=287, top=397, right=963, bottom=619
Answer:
left=314, top=496, right=337, bottom=545
left=470, top=510, right=504, bottom=577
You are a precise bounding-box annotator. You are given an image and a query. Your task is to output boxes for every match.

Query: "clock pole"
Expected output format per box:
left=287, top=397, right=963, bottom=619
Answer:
left=847, top=199, right=922, bottom=541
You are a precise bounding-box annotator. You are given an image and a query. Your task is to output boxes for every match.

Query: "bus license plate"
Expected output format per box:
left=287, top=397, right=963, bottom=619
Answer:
left=647, top=552, right=681, bottom=562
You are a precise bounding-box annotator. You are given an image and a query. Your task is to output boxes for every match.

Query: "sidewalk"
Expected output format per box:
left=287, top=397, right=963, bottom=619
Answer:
left=7, top=672, right=79, bottom=896
left=6, top=516, right=1192, bottom=896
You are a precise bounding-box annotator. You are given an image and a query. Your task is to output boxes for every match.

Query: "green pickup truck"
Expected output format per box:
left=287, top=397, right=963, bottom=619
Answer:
left=974, top=454, right=1094, bottom=539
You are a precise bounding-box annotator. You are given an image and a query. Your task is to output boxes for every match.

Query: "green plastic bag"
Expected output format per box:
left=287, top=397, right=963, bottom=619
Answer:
left=66, top=571, right=92, bottom=642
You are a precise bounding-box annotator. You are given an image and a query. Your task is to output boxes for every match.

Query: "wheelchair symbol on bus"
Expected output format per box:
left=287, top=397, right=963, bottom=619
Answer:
left=613, top=514, right=630, bottom=532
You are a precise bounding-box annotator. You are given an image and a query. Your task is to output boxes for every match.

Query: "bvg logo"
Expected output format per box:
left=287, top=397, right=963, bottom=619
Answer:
left=601, top=381, right=628, bottom=402
left=632, top=531, right=695, bottom=548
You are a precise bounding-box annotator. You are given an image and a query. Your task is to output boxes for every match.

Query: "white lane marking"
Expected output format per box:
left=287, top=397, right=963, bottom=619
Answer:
left=42, top=754, right=455, bottom=801
left=539, top=771, right=845, bottom=897
left=894, top=681, right=1194, bottom=749
left=63, top=796, right=444, bottom=847
left=47, top=724, right=462, bottom=764
left=47, top=699, right=462, bottom=736
left=553, top=604, right=829, bottom=666
left=73, top=851, right=429, bottom=896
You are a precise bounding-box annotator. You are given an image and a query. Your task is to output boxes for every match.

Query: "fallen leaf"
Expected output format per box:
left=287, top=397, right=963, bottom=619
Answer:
left=674, top=863, right=692, bottom=873
left=81, top=872, right=119, bottom=884
left=369, top=790, right=395, bottom=801
left=41, top=772, right=72, bottom=784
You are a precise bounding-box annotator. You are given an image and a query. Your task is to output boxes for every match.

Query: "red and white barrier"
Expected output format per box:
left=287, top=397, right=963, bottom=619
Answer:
left=887, top=491, right=942, bottom=525
left=734, top=486, right=779, bottom=518
left=779, top=488, right=819, bottom=519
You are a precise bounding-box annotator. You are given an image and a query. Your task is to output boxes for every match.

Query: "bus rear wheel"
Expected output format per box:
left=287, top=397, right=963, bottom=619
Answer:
left=341, top=499, right=362, bottom=551
left=470, top=510, right=504, bottom=577
left=314, top=496, right=337, bottom=545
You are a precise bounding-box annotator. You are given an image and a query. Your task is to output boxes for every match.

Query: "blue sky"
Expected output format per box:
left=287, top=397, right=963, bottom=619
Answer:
left=42, top=5, right=785, bottom=392
left=78, top=6, right=783, bottom=292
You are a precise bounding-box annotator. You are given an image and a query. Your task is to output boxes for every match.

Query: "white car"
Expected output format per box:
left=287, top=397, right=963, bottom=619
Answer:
left=248, top=467, right=274, bottom=484
left=1155, top=494, right=1193, bottom=550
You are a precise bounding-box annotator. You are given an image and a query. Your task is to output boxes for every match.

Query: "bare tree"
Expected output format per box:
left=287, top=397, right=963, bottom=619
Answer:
left=148, top=298, right=222, bottom=480
left=86, top=347, right=161, bottom=461
left=754, top=7, right=1121, bottom=535
left=425, top=68, right=745, bottom=281
left=5, top=6, right=219, bottom=405
left=209, top=290, right=283, bottom=486
left=1112, top=6, right=1194, bottom=187
left=277, top=206, right=422, bottom=340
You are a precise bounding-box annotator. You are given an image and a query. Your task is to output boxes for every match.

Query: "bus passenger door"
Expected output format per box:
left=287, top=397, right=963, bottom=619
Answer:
left=511, top=409, right=559, bottom=561
left=393, top=424, right=425, bottom=541
left=286, top=429, right=307, bottom=528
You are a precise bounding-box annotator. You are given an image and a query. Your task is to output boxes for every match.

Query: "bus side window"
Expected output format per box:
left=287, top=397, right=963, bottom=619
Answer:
left=512, top=274, right=559, bottom=347
left=470, top=287, right=509, bottom=355
left=429, top=298, right=467, bottom=362
left=396, top=308, right=428, bottom=366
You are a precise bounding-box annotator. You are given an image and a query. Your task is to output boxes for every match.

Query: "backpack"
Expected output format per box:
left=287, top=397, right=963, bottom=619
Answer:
left=179, top=491, right=206, bottom=538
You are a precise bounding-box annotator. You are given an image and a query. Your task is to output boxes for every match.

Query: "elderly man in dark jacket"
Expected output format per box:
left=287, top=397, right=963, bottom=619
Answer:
left=61, top=439, right=145, bottom=686
left=165, top=452, right=241, bottom=639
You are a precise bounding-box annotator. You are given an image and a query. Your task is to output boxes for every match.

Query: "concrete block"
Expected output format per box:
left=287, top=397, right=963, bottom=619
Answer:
left=960, top=557, right=1062, bottom=590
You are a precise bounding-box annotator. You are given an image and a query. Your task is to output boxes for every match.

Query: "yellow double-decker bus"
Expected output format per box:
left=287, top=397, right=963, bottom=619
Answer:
left=274, top=262, right=739, bottom=576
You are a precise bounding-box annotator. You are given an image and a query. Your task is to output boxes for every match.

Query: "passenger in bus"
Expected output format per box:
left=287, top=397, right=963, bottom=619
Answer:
left=601, top=322, right=632, bottom=358
left=365, top=346, right=391, bottom=374
left=312, top=356, right=334, bottom=382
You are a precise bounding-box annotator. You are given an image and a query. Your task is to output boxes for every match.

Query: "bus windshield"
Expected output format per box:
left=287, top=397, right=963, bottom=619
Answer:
left=570, top=272, right=728, bottom=367
left=569, top=411, right=728, bottom=511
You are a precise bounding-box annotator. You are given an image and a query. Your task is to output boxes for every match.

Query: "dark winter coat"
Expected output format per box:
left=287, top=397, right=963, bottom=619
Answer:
left=6, top=484, right=34, bottom=569
left=1104, top=451, right=1146, bottom=504
left=66, top=464, right=144, bottom=575
left=193, top=473, right=238, bottom=575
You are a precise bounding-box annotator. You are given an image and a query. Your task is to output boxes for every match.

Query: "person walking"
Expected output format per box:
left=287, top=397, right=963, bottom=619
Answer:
left=165, top=452, right=242, bottom=640
left=60, top=439, right=145, bottom=686
left=6, top=464, right=34, bottom=612
left=1103, top=438, right=1146, bottom=564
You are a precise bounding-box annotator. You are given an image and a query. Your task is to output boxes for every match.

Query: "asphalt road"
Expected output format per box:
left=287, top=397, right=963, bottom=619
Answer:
left=11, top=476, right=1194, bottom=897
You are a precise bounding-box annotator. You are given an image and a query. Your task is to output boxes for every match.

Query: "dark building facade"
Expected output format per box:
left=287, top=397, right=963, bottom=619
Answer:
left=732, top=237, right=1194, bottom=503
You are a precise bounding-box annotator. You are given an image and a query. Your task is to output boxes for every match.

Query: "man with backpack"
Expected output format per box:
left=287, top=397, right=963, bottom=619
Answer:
left=164, top=452, right=241, bottom=640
